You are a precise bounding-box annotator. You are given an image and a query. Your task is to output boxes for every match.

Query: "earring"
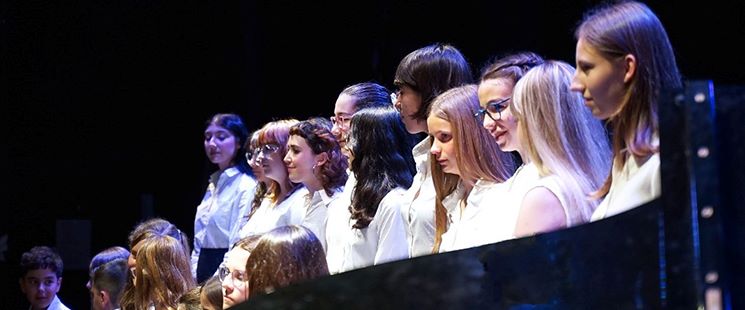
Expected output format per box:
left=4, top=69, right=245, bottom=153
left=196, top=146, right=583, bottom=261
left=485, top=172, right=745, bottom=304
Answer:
left=312, top=164, right=317, bottom=170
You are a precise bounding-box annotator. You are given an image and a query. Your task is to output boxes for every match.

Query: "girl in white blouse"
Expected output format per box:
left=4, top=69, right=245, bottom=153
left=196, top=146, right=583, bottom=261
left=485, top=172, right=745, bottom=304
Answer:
left=509, top=61, right=610, bottom=235
left=426, top=85, right=515, bottom=253
left=192, top=113, right=257, bottom=283
left=235, top=119, right=307, bottom=241
left=284, top=117, right=349, bottom=255
left=334, top=106, right=415, bottom=273
left=570, top=1, right=682, bottom=220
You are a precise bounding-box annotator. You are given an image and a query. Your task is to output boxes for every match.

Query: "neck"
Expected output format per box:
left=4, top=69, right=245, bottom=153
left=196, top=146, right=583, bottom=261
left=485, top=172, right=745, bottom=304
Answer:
left=516, top=148, right=530, bottom=165
left=304, top=178, right=323, bottom=193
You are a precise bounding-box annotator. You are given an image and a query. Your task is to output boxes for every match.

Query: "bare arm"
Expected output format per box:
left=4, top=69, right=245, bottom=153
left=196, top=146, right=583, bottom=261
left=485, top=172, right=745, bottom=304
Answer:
left=514, top=187, right=567, bottom=238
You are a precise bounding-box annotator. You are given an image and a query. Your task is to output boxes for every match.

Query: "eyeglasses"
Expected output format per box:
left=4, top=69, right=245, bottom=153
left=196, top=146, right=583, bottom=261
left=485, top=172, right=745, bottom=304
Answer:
left=252, top=143, right=279, bottom=155
left=330, top=115, right=352, bottom=128
left=218, top=265, right=248, bottom=285
left=474, top=97, right=510, bottom=122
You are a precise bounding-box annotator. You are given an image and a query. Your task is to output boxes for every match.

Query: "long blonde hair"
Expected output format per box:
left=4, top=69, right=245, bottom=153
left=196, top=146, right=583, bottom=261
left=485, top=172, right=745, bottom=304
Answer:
left=511, top=61, right=611, bottom=223
left=576, top=1, right=682, bottom=197
left=428, top=84, right=515, bottom=252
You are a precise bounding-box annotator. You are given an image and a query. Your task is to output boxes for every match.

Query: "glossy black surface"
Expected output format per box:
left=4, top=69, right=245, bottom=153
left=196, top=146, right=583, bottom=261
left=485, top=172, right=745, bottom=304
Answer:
left=235, top=202, right=662, bottom=309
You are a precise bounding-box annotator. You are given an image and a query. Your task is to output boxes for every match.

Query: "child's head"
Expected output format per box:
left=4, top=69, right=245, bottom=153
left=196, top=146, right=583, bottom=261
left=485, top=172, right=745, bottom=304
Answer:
left=176, top=286, right=201, bottom=310
left=18, top=246, right=64, bottom=309
left=199, top=276, right=223, bottom=310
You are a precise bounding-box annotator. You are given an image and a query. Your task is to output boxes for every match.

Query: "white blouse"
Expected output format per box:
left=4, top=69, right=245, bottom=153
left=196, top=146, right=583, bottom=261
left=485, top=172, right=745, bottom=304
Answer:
left=592, top=153, right=660, bottom=221
left=438, top=179, right=507, bottom=253
left=325, top=190, right=353, bottom=274
left=302, top=188, right=344, bottom=252
left=191, top=167, right=256, bottom=277
left=335, top=187, right=409, bottom=273
left=401, top=138, right=437, bottom=258
left=232, top=186, right=308, bottom=242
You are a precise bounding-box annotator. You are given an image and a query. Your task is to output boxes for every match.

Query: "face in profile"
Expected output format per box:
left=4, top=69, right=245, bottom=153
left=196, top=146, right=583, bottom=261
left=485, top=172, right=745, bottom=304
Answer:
left=221, top=247, right=251, bottom=308
left=331, top=93, right=356, bottom=155
left=19, top=268, right=62, bottom=310
left=204, top=123, right=238, bottom=170
left=570, top=37, right=630, bottom=120
left=284, top=135, right=322, bottom=186
left=392, top=85, right=425, bottom=134
left=477, top=78, right=520, bottom=152
left=256, top=143, right=287, bottom=185
left=427, top=116, right=460, bottom=176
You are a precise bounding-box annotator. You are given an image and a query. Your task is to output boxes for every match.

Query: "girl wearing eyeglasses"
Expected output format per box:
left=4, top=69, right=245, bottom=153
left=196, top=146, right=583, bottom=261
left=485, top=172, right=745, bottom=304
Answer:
left=220, top=234, right=262, bottom=309
left=234, top=119, right=308, bottom=240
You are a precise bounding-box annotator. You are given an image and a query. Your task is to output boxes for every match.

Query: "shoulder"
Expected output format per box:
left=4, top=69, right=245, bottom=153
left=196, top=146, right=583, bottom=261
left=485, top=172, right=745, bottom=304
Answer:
left=515, top=187, right=566, bottom=237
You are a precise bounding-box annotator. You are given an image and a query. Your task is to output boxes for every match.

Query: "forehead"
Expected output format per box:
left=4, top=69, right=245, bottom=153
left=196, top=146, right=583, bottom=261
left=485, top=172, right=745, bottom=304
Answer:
left=427, top=115, right=452, bottom=133
left=575, top=38, right=603, bottom=61
left=226, top=248, right=250, bottom=271
left=334, top=94, right=357, bottom=115
left=24, top=268, right=58, bottom=279
left=287, top=135, right=310, bottom=147
left=205, top=123, right=231, bottom=134
left=478, top=79, right=513, bottom=102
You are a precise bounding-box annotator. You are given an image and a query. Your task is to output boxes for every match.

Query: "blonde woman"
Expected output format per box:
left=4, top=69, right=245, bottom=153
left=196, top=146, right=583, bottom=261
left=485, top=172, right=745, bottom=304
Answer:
left=509, top=60, right=611, bottom=235
left=427, top=84, right=515, bottom=252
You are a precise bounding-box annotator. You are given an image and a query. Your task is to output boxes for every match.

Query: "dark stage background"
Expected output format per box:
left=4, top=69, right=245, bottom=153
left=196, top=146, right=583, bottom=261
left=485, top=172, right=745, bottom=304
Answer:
left=3, top=0, right=745, bottom=308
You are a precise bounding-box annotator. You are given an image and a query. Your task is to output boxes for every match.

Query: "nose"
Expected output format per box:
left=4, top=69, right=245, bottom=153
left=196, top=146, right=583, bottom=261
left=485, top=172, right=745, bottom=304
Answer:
left=569, top=72, right=583, bottom=93
left=483, top=114, right=496, bottom=131
left=222, top=278, right=233, bottom=292
left=331, top=123, right=341, bottom=137
left=283, top=152, right=291, bottom=165
left=430, top=141, right=441, bottom=156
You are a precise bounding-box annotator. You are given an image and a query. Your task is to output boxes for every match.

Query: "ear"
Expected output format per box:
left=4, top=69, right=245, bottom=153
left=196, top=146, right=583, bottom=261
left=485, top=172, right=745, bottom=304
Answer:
left=315, top=152, right=329, bottom=167
left=99, top=290, right=111, bottom=306
left=622, top=54, right=637, bottom=83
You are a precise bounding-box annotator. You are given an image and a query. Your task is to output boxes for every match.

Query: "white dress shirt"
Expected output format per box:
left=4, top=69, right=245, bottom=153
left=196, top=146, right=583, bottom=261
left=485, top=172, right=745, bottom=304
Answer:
left=336, top=187, right=409, bottom=273
left=302, top=188, right=343, bottom=252
left=401, top=138, right=437, bottom=258
left=592, top=153, right=660, bottom=221
left=191, top=167, right=257, bottom=278
left=439, top=179, right=508, bottom=252
left=235, top=186, right=309, bottom=239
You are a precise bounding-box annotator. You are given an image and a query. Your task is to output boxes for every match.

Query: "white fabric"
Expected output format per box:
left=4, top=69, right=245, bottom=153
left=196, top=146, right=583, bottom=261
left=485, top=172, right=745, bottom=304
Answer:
left=439, top=179, right=508, bottom=252
left=191, top=167, right=256, bottom=278
left=591, top=153, right=660, bottom=221
left=336, top=187, right=409, bottom=273
left=401, top=138, right=437, bottom=258
left=325, top=189, right=353, bottom=274
left=32, top=295, right=71, bottom=310
left=236, top=186, right=309, bottom=238
left=302, top=188, right=344, bottom=252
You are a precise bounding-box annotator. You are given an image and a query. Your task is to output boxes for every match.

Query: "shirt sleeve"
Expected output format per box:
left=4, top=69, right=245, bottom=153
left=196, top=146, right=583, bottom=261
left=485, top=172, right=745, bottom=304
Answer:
left=373, top=189, right=409, bottom=265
